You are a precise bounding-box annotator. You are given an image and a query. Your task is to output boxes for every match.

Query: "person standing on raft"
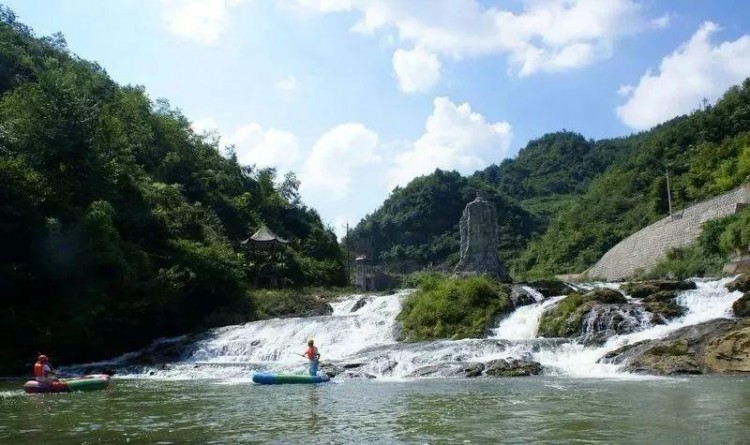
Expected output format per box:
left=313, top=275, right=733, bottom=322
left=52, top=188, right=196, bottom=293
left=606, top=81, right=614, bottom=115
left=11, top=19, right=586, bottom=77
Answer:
left=34, top=354, right=58, bottom=384
left=303, top=339, right=320, bottom=376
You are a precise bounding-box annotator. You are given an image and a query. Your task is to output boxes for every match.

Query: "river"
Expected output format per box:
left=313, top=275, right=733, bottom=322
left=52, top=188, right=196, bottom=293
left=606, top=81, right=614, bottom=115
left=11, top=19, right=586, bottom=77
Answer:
left=2, top=278, right=749, bottom=443
left=2, top=377, right=750, bottom=443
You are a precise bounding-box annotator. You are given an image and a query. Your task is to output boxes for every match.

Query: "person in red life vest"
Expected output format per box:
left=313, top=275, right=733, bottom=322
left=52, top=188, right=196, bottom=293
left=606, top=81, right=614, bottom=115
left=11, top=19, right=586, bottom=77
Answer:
left=303, top=339, right=320, bottom=376
left=34, top=354, right=58, bottom=384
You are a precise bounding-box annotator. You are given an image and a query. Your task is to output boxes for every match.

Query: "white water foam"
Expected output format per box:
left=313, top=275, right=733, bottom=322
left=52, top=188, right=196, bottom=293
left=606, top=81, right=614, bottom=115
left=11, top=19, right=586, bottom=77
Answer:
left=492, top=297, right=565, bottom=340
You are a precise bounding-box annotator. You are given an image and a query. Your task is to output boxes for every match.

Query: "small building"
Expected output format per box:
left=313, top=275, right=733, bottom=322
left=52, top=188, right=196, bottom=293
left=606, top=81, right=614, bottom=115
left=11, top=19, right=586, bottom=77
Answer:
left=241, top=225, right=289, bottom=289
left=355, top=255, right=394, bottom=291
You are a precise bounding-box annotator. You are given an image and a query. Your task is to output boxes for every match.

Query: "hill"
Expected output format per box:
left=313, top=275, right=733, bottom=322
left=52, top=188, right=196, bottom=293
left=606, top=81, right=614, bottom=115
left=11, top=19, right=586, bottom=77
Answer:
left=0, top=7, right=345, bottom=373
left=348, top=80, right=750, bottom=279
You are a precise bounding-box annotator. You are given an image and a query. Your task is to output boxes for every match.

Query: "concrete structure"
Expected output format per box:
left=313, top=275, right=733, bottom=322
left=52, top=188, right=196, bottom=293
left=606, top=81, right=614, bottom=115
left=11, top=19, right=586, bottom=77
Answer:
left=454, top=194, right=508, bottom=279
left=587, top=185, right=750, bottom=280
left=354, top=255, right=394, bottom=291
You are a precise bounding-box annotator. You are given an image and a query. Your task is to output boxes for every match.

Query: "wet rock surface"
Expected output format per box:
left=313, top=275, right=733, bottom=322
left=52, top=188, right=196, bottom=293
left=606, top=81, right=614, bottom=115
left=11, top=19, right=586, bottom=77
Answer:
left=484, top=359, right=542, bottom=377
left=350, top=297, right=369, bottom=313
left=600, top=319, right=749, bottom=375
left=621, top=280, right=696, bottom=299
left=525, top=280, right=575, bottom=298
left=581, top=304, right=650, bottom=345
left=732, top=293, right=750, bottom=317
left=509, top=285, right=541, bottom=307
left=726, top=274, right=750, bottom=293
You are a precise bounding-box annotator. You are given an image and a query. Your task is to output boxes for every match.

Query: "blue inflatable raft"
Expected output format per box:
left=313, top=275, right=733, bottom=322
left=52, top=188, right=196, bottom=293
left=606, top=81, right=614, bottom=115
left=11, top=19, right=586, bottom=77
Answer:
left=252, top=372, right=331, bottom=384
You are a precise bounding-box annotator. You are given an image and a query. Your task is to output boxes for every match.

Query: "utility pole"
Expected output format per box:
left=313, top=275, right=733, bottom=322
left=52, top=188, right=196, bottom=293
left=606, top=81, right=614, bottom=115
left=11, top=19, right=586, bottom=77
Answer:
left=344, top=222, right=351, bottom=285
left=666, top=169, right=673, bottom=219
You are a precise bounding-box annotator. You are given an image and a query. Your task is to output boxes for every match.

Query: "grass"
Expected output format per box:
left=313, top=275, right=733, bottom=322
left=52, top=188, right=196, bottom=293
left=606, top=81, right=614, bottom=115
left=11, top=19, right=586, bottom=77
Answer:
left=397, top=274, right=512, bottom=341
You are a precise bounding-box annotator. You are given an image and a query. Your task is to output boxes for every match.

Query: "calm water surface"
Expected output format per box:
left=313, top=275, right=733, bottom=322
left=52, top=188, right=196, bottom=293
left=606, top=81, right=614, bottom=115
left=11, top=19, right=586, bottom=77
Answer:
left=1, top=376, right=749, bottom=444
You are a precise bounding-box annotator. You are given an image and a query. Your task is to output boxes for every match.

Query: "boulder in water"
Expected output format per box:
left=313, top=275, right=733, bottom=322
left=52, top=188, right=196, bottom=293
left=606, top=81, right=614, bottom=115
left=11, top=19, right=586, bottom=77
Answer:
left=320, top=362, right=344, bottom=378
left=584, top=288, right=627, bottom=304
left=642, top=290, right=678, bottom=303
left=643, top=301, right=686, bottom=324
left=732, top=293, right=750, bottom=317
left=463, top=362, right=485, bottom=378
left=484, top=359, right=541, bottom=377
left=621, top=280, right=696, bottom=299
left=525, top=280, right=574, bottom=298
left=509, top=285, right=540, bottom=307
left=703, top=322, right=750, bottom=372
left=600, top=319, right=741, bottom=375
left=726, top=274, right=750, bottom=293
left=350, top=297, right=369, bottom=312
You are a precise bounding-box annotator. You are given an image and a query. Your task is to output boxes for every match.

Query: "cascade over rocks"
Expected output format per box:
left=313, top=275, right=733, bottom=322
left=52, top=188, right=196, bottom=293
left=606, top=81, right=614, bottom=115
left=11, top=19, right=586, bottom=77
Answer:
left=621, top=280, right=696, bottom=299
left=581, top=304, right=650, bottom=345
left=538, top=289, right=627, bottom=338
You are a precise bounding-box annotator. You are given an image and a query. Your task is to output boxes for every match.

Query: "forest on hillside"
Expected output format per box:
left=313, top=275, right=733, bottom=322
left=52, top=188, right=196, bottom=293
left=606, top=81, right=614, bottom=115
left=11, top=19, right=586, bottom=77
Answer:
left=0, top=8, right=345, bottom=373
left=347, top=80, right=750, bottom=279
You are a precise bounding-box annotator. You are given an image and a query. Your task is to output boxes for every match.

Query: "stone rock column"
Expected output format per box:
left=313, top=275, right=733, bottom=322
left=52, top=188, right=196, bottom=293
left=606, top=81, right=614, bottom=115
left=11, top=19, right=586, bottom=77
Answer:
left=454, top=194, right=508, bottom=279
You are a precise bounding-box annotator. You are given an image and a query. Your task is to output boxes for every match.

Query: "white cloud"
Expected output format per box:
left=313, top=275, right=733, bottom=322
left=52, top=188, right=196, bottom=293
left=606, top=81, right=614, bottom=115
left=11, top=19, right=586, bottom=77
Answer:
left=651, top=13, right=672, bottom=29
left=392, top=47, right=441, bottom=93
left=300, top=123, right=380, bottom=199
left=160, top=0, right=246, bottom=45
left=192, top=117, right=220, bottom=134
left=290, top=0, right=654, bottom=79
left=274, top=75, right=298, bottom=92
left=226, top=123, right=300, bottom=170
left=616, top=22, right=750, bottom=130
left=388, top=97, right=512, bottom=189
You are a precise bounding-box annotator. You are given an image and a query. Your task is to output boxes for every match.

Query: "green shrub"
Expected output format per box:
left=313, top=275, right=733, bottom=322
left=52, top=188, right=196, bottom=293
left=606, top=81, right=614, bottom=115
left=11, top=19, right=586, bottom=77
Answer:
left=397, top=275, right=512, bottom=341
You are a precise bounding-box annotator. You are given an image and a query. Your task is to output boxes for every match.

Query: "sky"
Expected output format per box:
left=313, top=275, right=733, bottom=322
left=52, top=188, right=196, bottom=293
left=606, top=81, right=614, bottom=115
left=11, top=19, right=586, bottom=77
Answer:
left=5, top=0, right=750, bottom=237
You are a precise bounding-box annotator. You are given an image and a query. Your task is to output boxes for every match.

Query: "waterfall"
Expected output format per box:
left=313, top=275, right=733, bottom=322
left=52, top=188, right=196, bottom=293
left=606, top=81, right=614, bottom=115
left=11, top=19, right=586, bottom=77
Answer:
left=106, top=278, right=742, bottom=380
left=492, top=297, right=564, bottom=340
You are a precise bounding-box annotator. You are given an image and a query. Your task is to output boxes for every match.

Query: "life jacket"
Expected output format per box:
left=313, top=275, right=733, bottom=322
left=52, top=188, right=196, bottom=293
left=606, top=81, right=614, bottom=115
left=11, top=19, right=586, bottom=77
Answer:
left=34, top=361, right=45, bottom=378
left=305, top=346, right=319, bottom=361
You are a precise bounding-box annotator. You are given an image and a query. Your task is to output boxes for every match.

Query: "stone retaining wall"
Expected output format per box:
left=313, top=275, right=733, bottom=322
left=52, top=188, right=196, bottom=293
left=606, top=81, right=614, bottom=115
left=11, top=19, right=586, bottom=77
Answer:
left=587, top=185, right=750, bottom=281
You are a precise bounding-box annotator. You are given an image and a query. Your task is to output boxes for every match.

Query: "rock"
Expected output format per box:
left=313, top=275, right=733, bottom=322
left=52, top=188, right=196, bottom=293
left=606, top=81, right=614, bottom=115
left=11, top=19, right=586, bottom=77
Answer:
left=703, top=323, right=750, bottom=372
left=726, top=274, right=750, bottom=293
left=583, top=288, right=627, bottom=304
left=601, top=319, right=740, bottom=375
left=538, top=290, right=626, bottom=338
left=350, top=297, right=369, bottom=312
left=642, top=290, right=678, bottom=303
left=463, top=362, right=485, bottom=378
left=484, top=359, right=541, bottom=377
left=342, top=371, right=377, bottom=379
left=733, top=293, right=750, bottom=317
left=625, top=340, right=702, bottom=375
left=525, top=280, right=574, bottom=298
left=453, top=194, right=508, bottom=280
left=538, top=293, right=593, bottom=338
left=343, top=363, right=365, bottom=369
left=621, top=280, right=696, bottom=299
left=644, top=301, right=686, bottom=324
left=509, top=285, right=540, bottom=307
left=581, top=304, right=650, bottom=345
left=407, top=364, right=444, bottom=377
left=319, top=362, right=344, bottom=378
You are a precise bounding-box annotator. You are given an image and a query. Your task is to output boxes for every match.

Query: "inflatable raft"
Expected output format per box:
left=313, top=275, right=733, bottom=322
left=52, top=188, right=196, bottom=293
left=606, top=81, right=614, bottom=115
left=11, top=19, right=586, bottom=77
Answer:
left=252, top=372, right=330, bottom=385
left=24, top=374, right=111, bottom=394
